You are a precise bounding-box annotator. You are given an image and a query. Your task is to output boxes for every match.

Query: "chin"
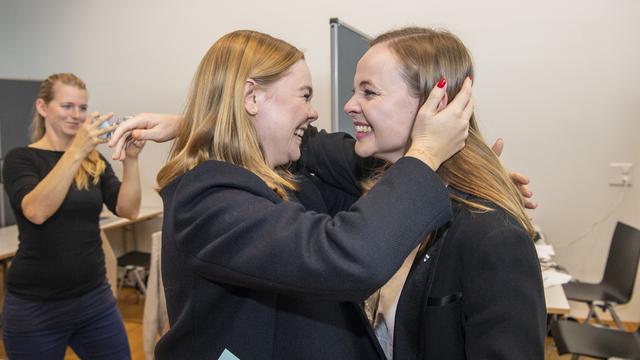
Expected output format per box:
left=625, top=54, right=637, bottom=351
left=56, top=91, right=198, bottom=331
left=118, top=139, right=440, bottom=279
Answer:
left=354, top=142, right=375, bottom=158
left=288, top=150, right=301, bottom=163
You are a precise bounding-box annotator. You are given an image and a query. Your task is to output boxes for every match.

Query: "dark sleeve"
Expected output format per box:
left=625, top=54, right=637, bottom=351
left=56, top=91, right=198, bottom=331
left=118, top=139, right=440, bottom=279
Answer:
left=462, top=224, right=547, bottom=359
left=176, top=157, right=452, bottom=302
left=3, top=148, right=40, bottom=215
left=99, top=153, right=121, bottom=215
left=299, top=126, right=383, bottom=197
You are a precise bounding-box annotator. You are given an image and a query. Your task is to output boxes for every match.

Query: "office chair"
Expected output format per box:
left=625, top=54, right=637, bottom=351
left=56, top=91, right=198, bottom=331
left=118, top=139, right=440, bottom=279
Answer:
left=562, top=222, right=640, bottom=329
left=117, top=250, right=151, bottom=303
left=551, top=319, right=640, bottom=359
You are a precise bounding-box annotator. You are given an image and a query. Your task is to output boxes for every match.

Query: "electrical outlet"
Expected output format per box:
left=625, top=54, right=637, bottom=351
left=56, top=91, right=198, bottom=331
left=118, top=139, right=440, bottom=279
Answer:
left=608, top=162, right=633, bottom=186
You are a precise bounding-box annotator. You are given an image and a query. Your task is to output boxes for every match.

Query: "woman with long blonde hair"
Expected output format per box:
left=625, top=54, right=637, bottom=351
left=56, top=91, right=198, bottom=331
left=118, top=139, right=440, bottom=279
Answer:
left=2, top=73, right=143, bottom=359
left=302, top=27, right=546, bottom=359
left=137, top=29, right=474, bottom=359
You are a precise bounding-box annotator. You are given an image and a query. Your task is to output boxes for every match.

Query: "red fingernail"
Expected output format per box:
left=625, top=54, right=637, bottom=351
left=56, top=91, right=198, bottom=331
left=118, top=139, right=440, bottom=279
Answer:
left=468, top=75, right=473, bottom=81
left=437, top=78, right=447, bottom=88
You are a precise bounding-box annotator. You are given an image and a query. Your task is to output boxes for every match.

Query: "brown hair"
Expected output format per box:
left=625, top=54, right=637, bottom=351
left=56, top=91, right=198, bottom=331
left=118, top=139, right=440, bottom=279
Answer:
left=32, top=73, right=105, bottom=190
left=156, top=30, right=304, bottom=198
left=368, top=27, right=534, bottom=238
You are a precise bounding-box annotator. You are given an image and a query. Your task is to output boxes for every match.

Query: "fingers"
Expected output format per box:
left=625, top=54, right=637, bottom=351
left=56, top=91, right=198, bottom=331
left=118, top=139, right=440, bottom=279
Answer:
left=111, top=131, right=132, bottom=160
left=447, top=77, right=473, bottom=115
left=518, top=183, right=533, bottom=198
left=130, top=128, right=154, bottom=141
left=492, top=138, right=504, bottom=157
left=518, top=183, right=537, bottom=209
left=510, top=171, right=530, bottom=186
left=108, top=115, right=147, bottom=147
left=420, top=78, right=448, bottom=117
left=91, top=112, right=114, bottom=127
left=96, top=137, right=110, bottom=145
left=524, top=199, right=538, bottom=210
left=96, top=124, right=118, bottom=136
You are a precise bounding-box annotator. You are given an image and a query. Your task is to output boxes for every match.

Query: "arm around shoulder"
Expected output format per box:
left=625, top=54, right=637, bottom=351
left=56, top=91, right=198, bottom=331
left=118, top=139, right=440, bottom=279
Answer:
left=168, top=159, right=451, bottom=301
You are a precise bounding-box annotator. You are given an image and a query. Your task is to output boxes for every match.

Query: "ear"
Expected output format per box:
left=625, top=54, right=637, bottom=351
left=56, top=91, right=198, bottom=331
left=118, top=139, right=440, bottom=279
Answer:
left=435, top=92, right=449, bottom=113
left=244, top=79, right=259, bottom=116
left=35, top=98, right=48, bottom=118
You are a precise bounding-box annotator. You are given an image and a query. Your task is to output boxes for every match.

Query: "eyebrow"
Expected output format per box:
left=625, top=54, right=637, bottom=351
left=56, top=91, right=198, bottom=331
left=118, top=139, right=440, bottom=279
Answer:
left=357, top=80, right=376, bottom=88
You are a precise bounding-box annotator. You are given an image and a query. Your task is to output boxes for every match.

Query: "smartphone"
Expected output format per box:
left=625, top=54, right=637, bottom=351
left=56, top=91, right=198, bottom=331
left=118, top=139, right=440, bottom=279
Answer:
left=97, top=115, right=130, bottom=139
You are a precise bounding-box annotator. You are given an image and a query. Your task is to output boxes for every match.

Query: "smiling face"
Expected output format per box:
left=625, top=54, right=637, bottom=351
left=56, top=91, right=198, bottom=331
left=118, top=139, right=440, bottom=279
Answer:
left=251, top=60, right=318, bottom=167
left=344, top=44, right=420, bottom=163
left=36, top=82, right=88, bottom=140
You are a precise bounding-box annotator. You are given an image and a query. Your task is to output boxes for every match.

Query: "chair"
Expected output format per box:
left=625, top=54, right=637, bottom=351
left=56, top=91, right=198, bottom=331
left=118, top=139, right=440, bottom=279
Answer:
left=551, top=319, right=640, bottom=359
left=117, top=250, right=151, bottom=302
left=562, top=222, right=640, bottom=329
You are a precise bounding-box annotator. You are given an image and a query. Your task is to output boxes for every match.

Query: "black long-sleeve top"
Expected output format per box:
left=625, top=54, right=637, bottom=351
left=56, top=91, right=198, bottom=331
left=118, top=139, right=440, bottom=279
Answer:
left=2, top=147, right=121, bottom=300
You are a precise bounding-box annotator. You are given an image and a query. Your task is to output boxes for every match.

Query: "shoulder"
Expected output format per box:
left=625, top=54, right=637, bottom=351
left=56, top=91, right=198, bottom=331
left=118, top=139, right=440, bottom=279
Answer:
left=3, top=147, right=42, bottom=171
left=162, top=160, right=282, bottom=204
left=449, top=196, right=533, bottom=256
left=4, top=146, right=34, bottom=161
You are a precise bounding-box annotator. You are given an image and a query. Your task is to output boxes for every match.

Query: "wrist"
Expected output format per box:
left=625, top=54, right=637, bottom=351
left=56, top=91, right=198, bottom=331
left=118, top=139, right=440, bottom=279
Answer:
left=123, top=156, right=139, bottom=164
left=405, top=147, right=440, bottom=171
left=66, top=145, right=90, bottom=162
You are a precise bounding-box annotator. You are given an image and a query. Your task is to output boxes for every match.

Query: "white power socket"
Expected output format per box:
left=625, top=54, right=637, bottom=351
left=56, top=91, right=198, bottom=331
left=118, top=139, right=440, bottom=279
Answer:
left=608, top=162, right=633, bottom=186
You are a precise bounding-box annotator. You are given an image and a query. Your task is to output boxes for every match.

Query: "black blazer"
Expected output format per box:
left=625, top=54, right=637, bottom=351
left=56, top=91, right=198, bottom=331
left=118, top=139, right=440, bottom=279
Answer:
left=303, top=130, right=547, bottom=360
left=394, top=194, right=546, bottom=360
left=155, top=136, right=452, bottom=359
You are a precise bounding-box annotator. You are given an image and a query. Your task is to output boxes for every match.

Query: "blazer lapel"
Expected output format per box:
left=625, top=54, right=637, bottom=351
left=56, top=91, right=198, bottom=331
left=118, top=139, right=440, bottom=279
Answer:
left=393, top=226, right=448, bottom=360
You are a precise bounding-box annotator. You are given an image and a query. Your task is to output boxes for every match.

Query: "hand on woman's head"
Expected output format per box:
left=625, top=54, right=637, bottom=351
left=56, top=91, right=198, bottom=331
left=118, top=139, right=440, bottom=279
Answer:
left=406, top=77, right=473, bottom=170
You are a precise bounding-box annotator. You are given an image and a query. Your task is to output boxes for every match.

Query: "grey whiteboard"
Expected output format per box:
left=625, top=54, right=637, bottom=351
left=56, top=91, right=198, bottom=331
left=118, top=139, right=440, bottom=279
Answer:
left=0, top=78, right=41, bottom=226
left=330, top=18, right=371, bottom=135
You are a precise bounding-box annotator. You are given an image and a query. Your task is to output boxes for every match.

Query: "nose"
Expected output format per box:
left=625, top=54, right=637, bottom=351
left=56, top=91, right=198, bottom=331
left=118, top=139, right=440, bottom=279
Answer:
left=344, top=94, right=360, bottom=118
left=71, top=106, right=81, bottom=119
left=308, top=107, right=318, bottom=123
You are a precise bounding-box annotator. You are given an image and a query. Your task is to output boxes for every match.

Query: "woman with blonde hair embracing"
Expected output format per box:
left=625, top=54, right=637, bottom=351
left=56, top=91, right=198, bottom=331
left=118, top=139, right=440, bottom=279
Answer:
left=146, top=29, right=472, bottom=359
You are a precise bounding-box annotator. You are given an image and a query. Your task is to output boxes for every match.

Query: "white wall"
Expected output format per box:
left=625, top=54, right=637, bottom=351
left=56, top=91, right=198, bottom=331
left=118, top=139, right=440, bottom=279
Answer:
left=2, top=0, right=639, bottom=320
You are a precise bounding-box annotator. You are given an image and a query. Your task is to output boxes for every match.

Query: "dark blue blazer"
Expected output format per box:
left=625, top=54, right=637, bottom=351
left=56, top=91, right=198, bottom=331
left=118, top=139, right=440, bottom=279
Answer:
left=155, top=131, right=452, bottom=359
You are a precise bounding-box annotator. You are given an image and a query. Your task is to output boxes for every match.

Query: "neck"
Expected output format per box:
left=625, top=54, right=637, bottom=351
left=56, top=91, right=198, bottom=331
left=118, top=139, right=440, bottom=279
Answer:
left=34, top=133, right=73, bottom=151
left=374, top=151, right=403, bottom=164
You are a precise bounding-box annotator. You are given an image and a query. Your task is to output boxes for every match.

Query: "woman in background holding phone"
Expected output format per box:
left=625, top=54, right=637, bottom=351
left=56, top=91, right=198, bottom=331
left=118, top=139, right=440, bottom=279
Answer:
left=2, top=73, right=143, bottom=359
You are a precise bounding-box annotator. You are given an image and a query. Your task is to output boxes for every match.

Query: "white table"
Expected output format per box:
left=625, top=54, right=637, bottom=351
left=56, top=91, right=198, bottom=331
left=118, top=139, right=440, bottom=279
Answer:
left=545, top=284, right=570, bottom=315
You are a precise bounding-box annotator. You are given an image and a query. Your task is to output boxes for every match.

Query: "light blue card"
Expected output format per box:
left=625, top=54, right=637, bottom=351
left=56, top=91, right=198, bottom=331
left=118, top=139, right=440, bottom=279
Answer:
left=218, top=349, right=240, bottom=360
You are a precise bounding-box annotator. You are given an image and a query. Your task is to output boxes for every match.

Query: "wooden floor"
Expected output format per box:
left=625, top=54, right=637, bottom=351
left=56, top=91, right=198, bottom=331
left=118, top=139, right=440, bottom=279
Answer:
left=0, top=283, right=636, bottom=359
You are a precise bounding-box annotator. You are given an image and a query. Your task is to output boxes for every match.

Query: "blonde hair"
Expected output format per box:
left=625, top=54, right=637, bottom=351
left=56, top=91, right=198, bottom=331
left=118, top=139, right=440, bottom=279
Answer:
left=157, top=30, right=304, bottom=198
left=367, top=27, right=534, bottom=238
left=32, top=73, right=105, bottom=190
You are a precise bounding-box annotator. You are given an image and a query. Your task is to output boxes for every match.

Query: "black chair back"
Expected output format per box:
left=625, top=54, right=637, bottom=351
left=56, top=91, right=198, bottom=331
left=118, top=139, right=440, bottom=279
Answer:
left=602, top=222, right=640, bottom=303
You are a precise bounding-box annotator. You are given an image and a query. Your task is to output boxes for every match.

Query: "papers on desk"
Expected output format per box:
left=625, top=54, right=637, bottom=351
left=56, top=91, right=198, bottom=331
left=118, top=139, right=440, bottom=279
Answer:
left=536, top=244, right=572, bottom=288
left=542, top=269, right=572, bottom=288
left=535, top=244, right=555, bottom=261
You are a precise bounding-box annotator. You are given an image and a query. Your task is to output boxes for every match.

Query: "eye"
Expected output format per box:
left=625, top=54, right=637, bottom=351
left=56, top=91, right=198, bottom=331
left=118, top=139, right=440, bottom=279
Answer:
left=61, top=104, right=72, bottom=110
left=303, top=93, right=312, bottom=102
left=363, top=89, right=378, bottom=98
left=80, top=106, right=88, bottom=112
